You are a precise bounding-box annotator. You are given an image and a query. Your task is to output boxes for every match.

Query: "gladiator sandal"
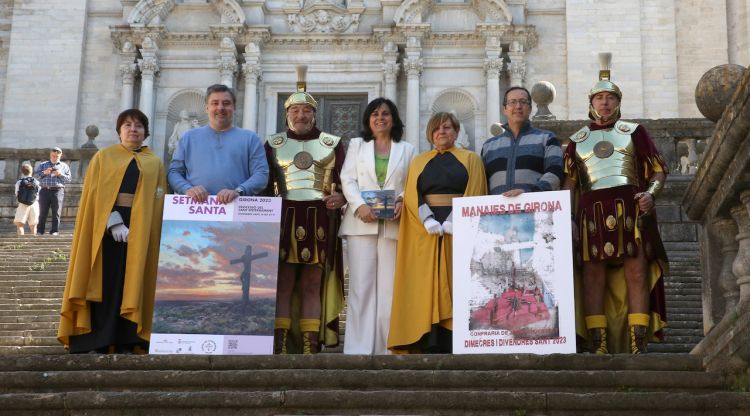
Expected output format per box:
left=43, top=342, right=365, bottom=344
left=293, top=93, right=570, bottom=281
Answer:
left=629, top=325, right=647, bottom=354
left=589, top=327, right=608, bottom=355
left=302, top=331, right=320, bottom=355
left=273, top=317, right=292, bottom=355
left=585, top=315, right=608, bottom=355
left=299, top=318, right=321, bottom=355
left=628, top=313, right=650, bottom=354
left=274, top=328, right=289, bottom=355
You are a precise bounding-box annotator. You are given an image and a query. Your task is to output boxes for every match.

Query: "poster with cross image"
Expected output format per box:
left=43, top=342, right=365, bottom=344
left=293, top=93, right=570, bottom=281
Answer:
left=452, top=191, right=576, bottom=354
left=149, top=195, right=281, bottom=355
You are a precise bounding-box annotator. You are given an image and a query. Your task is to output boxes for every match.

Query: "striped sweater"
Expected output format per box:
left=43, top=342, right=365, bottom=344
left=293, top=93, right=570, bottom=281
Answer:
left=480, top=121, right=564, bottom=195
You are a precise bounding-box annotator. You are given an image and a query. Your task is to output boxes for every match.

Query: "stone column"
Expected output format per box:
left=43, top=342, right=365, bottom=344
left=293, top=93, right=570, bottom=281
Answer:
left=119, top=42, right=138, bottom=111
left=241, top=42, right=262, bottom=132
left=712, top=218, right=740, bottom=317
left=138, top=37, right=159, bottom=125
left=483, top=35, right=503, bottom=127
left=217, top=37, right=238, bottom=88
left=383, top=41, right=400, bottom=102
left=507, top=40, right=526, bottom=87
left=403, top=36, right=423, bottom=149
left=732, top=190, right=750, bottom=301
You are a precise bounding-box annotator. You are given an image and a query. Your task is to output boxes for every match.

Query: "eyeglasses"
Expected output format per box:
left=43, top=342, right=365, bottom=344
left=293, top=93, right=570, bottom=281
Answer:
left=505, top=99, right=530, bottom=107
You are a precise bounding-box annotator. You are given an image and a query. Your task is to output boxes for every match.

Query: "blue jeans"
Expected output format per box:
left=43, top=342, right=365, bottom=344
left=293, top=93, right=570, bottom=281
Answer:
left=37, top=188, right=64, bottom=234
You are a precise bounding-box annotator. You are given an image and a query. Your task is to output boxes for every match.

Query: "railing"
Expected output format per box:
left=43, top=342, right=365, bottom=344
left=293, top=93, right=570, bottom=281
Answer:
left=682, top=68, right=750, bottom=376
left=0, top=148, right=97, bottom=226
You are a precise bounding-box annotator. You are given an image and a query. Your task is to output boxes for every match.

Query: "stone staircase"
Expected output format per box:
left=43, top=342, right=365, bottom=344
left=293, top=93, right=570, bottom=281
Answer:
left=0, top=233, right=707, bottom=354
left=1, top=354, right=749, bottom=415
left=649, top=241, right=705, bottom=353
left=0, top=230, right=747, bottom=414
left=0, top=233, right=69, bottom=354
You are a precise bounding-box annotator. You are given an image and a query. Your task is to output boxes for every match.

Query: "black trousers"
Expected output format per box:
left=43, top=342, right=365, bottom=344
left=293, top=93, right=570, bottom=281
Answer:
left=37, top=188, right=64, bottom=234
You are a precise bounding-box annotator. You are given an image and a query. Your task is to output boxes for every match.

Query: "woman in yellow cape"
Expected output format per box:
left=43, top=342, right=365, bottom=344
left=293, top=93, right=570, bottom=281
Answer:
left=58, top=109, right=165, bottom=353
left=388, top=112, right=487, bottom=353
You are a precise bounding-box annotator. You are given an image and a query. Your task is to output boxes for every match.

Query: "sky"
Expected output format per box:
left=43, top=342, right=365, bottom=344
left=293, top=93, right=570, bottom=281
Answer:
left=155, top=220, right=280, bottom=301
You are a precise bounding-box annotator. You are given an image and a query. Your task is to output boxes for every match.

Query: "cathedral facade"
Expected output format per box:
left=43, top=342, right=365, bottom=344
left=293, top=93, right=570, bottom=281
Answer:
left=0, top=0, right=747, bottom=157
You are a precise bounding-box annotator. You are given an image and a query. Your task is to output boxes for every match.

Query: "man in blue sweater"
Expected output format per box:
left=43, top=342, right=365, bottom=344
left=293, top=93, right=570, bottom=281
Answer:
left=168, top=84, right=269, bottom=203
left=481, top=86, right=563, bottom=196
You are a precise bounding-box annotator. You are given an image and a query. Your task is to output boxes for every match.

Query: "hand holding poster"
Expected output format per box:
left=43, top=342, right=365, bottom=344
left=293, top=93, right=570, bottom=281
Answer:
left=452, top=190, right=576, bottom=354
left=149, top=195, right=281, bottom=355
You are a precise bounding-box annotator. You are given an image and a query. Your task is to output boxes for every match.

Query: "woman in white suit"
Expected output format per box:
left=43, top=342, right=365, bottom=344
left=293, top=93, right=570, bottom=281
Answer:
left=339, top=97, right=417, bottom=354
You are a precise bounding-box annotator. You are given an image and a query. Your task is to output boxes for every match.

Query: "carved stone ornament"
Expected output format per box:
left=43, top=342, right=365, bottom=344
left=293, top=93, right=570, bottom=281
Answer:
left=403, top=58, right=423, bottom=77
left=484, top=58, right=503, bottom=78
left=127, top=0, right=245, bottom=25
left=288, top=4, right=362, bottom=33
left=394, top=0, right=512, bottom=25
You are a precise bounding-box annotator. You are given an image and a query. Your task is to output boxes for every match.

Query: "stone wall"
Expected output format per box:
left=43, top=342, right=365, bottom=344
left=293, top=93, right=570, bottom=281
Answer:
left=0, top=0, right=88, bottom=149
left=675, top=0, right=731, bottom=118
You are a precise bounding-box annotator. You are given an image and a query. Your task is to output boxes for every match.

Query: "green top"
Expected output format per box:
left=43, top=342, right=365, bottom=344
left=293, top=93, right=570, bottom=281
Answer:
left=375, top=153, right=389, bottom=187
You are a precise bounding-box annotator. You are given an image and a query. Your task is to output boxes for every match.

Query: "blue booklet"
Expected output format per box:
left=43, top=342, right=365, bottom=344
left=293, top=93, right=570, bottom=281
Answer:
left=361, top=189, right=396, bottom=219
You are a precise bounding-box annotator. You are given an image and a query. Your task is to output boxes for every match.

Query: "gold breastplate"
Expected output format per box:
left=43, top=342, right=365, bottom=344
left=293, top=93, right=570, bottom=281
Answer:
left=267, top=132, right=341, bottom=201
left=570, top=121, right=639, bottom=192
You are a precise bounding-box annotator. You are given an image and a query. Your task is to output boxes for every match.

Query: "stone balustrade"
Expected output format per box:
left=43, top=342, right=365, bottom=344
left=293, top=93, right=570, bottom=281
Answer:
left=683, top=67, right=750, bottom=378
left=0, top=147, right=96, bottom=228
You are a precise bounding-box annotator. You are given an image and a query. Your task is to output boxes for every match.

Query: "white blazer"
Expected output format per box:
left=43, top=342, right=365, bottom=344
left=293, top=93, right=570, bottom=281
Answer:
left=339, top=137, right=417, bottom=239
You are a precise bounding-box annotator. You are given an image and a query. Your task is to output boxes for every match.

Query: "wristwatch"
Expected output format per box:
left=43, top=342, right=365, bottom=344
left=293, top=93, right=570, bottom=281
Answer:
left=234, top=186, right=244, bottom=196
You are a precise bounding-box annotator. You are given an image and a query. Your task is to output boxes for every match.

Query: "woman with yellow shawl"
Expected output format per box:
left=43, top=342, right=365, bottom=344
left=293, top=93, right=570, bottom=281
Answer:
left=58, top=109, right=165, bottom=354
left=388, top=112, right=487, bottom=353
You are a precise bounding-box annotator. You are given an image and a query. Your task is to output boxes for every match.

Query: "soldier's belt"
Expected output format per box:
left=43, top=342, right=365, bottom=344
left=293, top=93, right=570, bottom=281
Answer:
left=424, top=193, right=462, bottom=206
left=115, top=193, right=134, bottom=207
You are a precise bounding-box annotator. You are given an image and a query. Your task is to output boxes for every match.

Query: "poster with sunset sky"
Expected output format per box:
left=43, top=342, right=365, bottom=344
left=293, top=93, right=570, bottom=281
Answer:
left=150, top=196, right=281, bottom=355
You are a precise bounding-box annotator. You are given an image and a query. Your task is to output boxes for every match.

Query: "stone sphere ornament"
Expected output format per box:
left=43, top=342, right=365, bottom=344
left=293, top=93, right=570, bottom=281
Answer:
left=695, top=64, right=747, bottom=122
left=531, top=81, right=556, bottom=120
left=82, top=124, right=99, bottom=149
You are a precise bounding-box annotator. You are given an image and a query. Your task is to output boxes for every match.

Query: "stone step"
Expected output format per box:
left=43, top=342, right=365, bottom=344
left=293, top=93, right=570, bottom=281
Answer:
left=2, top=390, right=748, bottom=415
left=649, top=343, right=698, bottom=353
left=666, top=312, right=703, bottom=322
left=0, top=345, right=64, bottom=354
left=666, top=320, right=703, bottom=330
left=0, top=290, right=64, bottom=299
left=0, top=321, right=57, bottom=331
left=666, top=300, right=702, bottom=309
left=0, top=328, right=56, bottom=338
left=669, top=307, right=705, bottom=315
left=662, top=328, right=704, bottom=337
left=0, top=335, right=59, bottom=346
left=0, top=297, right=60, bottom=305
left=0, top=309, right=60, bottom=316
left=0, top=368, right=729, bottom=393
left=0, top=314, right=59, bottom=323
left=0, top=354, right=707, bottom=372
left=664, top=288, right=702, bottom=296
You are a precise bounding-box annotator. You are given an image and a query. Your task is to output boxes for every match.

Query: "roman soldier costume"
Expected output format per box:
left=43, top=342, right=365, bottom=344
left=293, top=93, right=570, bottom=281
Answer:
left=265, top=66, right=345, bottom=354
left=564, top=53, right=668, bottom=354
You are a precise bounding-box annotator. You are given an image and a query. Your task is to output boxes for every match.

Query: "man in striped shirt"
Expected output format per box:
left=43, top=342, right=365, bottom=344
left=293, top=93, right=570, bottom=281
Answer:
left=481, top=87, right=563, bottom=196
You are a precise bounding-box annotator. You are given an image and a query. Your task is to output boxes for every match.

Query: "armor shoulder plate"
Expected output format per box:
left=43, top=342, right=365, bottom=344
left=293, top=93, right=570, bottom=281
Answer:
left=268, top=133, right=287, bottom=148
left=615, top=120, right=639, bottom=134
left=570, top=126, right=591, bottom=143
left=318, top=132, right=342, bottom=149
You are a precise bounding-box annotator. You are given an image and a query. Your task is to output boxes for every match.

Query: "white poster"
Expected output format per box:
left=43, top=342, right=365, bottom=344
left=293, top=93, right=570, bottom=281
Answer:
left=452, top=191, right=576, bottom=354
left=149, top=195, right=281, bottom=355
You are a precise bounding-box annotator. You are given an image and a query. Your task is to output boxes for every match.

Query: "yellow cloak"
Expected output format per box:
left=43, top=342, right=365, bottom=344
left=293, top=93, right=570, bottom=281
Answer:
left=388, top=147, right=487, bottom=351
left=58, top=144, right=166, bottom=347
